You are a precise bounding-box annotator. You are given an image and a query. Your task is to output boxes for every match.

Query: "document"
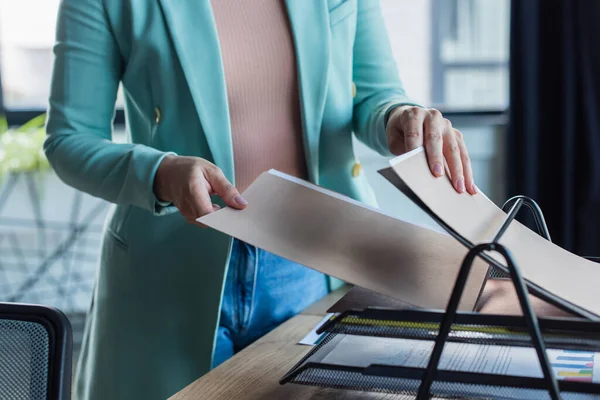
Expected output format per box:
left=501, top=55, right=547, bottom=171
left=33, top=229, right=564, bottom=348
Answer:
left=198, top=170, right=488, bottom=311
left=294, top=332, right=600, bottom=399
left=297, top=313, right=336, bottom=346
left=379, top=147, right=600, bottom=319
left=319, top=334, right=600, bottom=383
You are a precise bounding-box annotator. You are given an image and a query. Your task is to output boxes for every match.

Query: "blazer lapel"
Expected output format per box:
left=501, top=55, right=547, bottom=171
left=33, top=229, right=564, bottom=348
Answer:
left=285, top=0, right=331, bottom=183
left=158, top=0, right=235, bottom=182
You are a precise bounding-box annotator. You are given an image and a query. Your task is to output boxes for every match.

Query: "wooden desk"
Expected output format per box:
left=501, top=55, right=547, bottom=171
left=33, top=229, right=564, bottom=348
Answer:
left=170, top=287, right=413, bottom=400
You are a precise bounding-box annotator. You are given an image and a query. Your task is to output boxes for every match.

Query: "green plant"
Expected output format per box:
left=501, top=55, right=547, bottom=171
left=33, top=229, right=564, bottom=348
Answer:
left=0, top=114, right=7, bottom=134
left=0, top=113, right=51, bottom=180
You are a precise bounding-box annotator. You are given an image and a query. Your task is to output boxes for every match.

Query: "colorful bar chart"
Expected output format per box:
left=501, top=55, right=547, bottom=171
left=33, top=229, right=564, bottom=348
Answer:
left=550, top=350, right=595, bottom=383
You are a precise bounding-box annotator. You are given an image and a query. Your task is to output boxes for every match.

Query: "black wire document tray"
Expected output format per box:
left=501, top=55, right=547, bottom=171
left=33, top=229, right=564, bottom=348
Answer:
left=280, top=208, right=600, bottom=400
left=280, top=308, right=600, bottom=399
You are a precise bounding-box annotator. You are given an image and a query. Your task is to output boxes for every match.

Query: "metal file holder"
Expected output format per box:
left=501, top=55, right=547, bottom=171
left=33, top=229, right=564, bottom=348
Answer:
left=491, top=196, right=599, bottom=278
left=487, top=195, right=552, bottom=278
left=280, top=196, right=600, bottom=399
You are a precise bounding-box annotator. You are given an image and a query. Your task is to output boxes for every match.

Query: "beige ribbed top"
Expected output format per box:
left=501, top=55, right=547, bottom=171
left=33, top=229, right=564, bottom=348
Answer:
left=211, top=0, right=307, bottom=192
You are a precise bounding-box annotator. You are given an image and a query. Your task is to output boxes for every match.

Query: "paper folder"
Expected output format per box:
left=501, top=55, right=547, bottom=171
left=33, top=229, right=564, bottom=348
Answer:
left=379, top=147, right=600, bottom=320
left=199, top=170, right=488, bottom=311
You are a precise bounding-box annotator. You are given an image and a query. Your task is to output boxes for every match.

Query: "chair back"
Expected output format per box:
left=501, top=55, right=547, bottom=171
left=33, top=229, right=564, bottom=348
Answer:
left=0, top=303, right=72, bottom=400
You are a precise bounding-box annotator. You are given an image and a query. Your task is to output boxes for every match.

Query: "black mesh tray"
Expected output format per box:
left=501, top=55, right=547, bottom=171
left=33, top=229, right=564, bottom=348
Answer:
left=280, top=309, right=600, bottom=400
left=280, top=197, right=600, bottom=399
left=319, top=308, right=600, bottom=350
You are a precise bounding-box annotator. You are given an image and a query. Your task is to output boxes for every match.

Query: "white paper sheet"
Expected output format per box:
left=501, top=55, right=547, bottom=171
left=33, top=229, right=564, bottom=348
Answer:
left=321, top=335, right=600, bottom=384
left=297, top=313, right=336, bottom=346
left=199, top=170, right=488, bottom=311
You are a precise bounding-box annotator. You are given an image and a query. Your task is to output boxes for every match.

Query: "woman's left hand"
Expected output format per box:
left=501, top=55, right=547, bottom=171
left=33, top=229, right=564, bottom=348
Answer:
left=386, top=106, right=477, bottom=195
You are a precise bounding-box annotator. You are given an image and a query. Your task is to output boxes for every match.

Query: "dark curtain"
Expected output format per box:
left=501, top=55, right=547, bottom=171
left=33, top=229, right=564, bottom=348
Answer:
left=508, top=0, right=600, bottom=256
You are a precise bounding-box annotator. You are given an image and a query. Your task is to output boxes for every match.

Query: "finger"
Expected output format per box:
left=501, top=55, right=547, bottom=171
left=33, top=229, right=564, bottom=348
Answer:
left=186, top=178, right=217, bottom=220
left=400, top=107, right=426, bottom=152
left=192, top=205, right=220, bottom=228
left=455, top=129, right=477, bottom=194
left=423, top=110, right=445, bottom=177
left=205, top=167, right=247, bottom=209
left=443, top=124, right=465, bottom=193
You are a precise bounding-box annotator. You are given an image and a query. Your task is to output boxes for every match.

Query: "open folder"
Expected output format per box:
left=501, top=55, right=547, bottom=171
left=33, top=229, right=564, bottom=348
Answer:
left=198, top=169, right=487, bottom=311
left=199, top=147, right=600, bottom=318
left=380, top=147, right=600, bottom=319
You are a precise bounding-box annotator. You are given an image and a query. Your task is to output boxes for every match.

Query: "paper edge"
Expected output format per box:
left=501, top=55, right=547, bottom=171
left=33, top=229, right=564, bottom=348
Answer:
left=266, top=169, right=392, bottom=217
left=198, top=169, right=449, bottom=235
left=388, top=147, right=495, bottom=203
left=297, top=313, right=336, bottom=346
left=389, top=146, right=425, bottom=166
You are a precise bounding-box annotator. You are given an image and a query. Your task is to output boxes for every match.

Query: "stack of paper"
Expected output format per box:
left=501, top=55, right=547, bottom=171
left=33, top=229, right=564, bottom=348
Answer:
left=316, top=334, right=600, bottom=384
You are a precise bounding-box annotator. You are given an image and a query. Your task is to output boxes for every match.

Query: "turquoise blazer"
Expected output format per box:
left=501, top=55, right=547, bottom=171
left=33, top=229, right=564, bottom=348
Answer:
left=45, top=0, right=418, bottom=398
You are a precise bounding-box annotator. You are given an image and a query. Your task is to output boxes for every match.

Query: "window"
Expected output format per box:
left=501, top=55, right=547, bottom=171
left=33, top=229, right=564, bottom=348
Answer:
left=432, top=0, right=510, bottom=110
left=382, top=0, right=510, bottom=110
left=0, top=0, right=510, bottom=113
left=0, top=0, right=60, bottom=110
left=0, top=0, right=124, bottom=112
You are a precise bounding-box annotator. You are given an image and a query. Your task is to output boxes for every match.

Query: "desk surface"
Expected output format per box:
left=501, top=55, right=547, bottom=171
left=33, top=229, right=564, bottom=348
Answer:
left=170, top=286, right=417, bottom=400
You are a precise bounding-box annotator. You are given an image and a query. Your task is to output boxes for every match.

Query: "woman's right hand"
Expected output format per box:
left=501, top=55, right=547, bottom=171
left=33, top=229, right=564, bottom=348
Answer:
left=153, top=155, right=248, bottom=225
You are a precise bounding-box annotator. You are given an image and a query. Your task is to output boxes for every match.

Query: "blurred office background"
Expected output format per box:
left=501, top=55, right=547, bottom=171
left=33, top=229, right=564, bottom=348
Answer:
left=0, top=0, right=510, bottom=361
left=1, top=0, right=597, bottom=363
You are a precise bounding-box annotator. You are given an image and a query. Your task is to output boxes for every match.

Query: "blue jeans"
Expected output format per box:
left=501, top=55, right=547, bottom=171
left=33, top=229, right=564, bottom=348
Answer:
left=212, top=239, right=329, bottom=368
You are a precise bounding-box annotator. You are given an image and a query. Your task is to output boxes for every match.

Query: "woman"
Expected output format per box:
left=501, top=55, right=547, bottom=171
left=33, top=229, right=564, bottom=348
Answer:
left=46, top=1, right=481, bottom=399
